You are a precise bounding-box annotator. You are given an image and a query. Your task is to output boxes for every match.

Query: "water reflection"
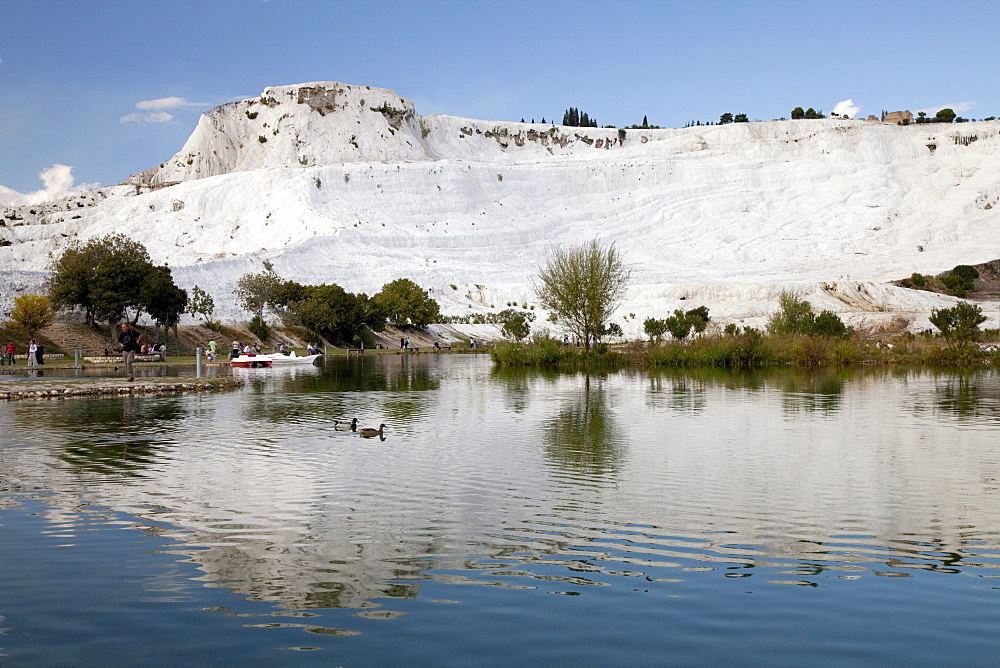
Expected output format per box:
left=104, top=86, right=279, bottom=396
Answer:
left=1, top=360, right=999, bottom=626
left=777, top=368, right=847, bottom=415
left=542, top=373, right=624, bottom=478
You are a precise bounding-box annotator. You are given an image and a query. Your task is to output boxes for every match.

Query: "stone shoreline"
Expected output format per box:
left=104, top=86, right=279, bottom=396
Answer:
left=0, top=377, right=243, bottom=401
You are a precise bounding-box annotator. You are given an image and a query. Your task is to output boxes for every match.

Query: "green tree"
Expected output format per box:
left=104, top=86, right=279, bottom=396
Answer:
left=186, top=285, right=216, bottom=324
left=663, top=306, right=710, bottom=341
left=664, top=309, right=693, bottom=340
left=930, top=302, right=987, bottom=341
left=935, top=108, right=956, bottom=123
left=768, top=291, right=849, bottom=337
left=372, top=278, right=441, bottom=328
left=719, top=112, right=734, bottom=125
left=234, top=266, right=282, bottom=323
left=296, top=284, right=378, bottom=344
left=498, top=308, right=535, bottom=340
left=768, top=291, right=816, bottom=335
left=10, top=294, right=55, bottom=338
left=48, top=240, right=100, bottom=326
left=534, top=239, right=631, bottom=350
left=643, top=316, right=668, bottom=341
left=49, top=233, right=151, bottom=328
left=812, top=310, right=849, bottom=337
left=791, top=107, right=805, bottom=120
left=734, top=113, right=749, bottom=123
left=141, top=265, right=188, bottom=334
left=941, top=264, right=979, bottom=297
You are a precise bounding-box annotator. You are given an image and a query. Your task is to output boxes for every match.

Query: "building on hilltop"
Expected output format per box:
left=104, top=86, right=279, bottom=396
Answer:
left=883, top=110, right=913, bottom=125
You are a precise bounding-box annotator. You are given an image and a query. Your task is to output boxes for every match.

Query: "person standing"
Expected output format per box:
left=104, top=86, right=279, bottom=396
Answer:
left=27, top=340, right=38, bottom=366
left=118, top=323, right=141, bottom=381
left=36, top=342, right=45, bottom=365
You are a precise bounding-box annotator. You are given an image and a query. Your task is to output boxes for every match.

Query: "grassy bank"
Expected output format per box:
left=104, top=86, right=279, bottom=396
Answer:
left=490, top=334, right=1000, bottom=369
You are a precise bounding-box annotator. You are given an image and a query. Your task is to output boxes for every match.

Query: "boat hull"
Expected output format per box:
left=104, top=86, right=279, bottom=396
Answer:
left=230, top=355, right=273, bottom=368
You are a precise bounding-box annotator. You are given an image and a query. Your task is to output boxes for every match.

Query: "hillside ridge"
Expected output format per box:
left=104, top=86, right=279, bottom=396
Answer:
left=1, top=81, right=999, bottom=334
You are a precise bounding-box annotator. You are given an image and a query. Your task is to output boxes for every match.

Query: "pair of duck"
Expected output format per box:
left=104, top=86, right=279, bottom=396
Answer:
left=334, top=418, right=386, bottom=438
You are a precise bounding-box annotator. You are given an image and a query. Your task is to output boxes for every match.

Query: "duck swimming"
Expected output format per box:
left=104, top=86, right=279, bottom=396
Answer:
left=334, top=418, right=358, bottom=431
left=359, top=423, right=386, bottom=438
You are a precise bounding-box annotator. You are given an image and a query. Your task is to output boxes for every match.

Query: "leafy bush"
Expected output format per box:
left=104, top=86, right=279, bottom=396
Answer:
left=910, top=272, right=927, bottom=287
left=498, top=309, right=535, bottom=340
left=813, top=310, right=850, bottom=337
left=258, top=136, right=267, bottom=143
left=663, top=306, right=710, bottom=340
left=768, top=291, right=849, bottom=337
left=941, top=265, right=979, bottom=296
left=930, top=302, right=987, bottom=341
left=644, top=317, right=667, bottom=341
left=490, top=339, right=623, bottom=367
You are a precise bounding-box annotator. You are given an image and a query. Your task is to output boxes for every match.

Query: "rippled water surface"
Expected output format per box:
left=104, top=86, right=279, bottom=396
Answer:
left=2, top=355, right=999, bottom=665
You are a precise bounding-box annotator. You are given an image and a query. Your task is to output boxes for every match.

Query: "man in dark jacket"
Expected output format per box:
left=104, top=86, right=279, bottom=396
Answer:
left=118, top=323, right=141, bottom=381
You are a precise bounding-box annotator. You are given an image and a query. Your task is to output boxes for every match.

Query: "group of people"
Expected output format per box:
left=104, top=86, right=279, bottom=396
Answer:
left=227, top=340, right=262, bottom=359
left=1, top=340, right=45, bottom=366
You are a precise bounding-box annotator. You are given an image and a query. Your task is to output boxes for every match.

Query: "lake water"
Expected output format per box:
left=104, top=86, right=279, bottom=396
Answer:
left=2, top=355, right=999, bottom=665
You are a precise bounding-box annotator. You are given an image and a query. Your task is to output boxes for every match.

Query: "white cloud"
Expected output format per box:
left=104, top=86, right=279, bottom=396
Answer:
left=916, top=101, right=976, bottom=116
left=0, top=164, right=98, bottom=206
left=135, top=96, right=205, bottom=111
left=120, top=111, right=175, bottom=124
left=120, top=96, right=207, bottom=124
left=832, top=99, right=861, bottom=118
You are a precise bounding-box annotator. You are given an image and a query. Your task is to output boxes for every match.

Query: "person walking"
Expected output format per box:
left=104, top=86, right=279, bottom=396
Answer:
left=118, top=323, right=142, bottom=381
left=3, top=341, right=14, bottom=366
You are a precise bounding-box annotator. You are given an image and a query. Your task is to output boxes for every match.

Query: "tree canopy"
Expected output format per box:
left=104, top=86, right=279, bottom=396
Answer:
left=663, top=306, right=711, bottom=340
left=533, top=239, right=631, bottom=350
left=561, top=107, right=598, bottom=128
left=930, top=302, right=987, bottom=341
left=10, top=294, right=55, bottom=338
left=234, top=264, right=282, bottom=323
left=498, top=309, right=535, bottom=341
left=372, top=278, right=441, bottom=329
left=48, top=233, right=186, bottom=332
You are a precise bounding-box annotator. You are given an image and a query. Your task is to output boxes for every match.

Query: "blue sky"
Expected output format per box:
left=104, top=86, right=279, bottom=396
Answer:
left=2, top=0, right=998, bottom=197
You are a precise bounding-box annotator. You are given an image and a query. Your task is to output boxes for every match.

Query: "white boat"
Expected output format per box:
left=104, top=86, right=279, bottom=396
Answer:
left=265, top=351, right=322, bottom=365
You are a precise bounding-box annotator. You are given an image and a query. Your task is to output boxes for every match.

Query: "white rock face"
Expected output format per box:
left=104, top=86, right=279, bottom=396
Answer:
left=2, top=81, right=998, bottom=334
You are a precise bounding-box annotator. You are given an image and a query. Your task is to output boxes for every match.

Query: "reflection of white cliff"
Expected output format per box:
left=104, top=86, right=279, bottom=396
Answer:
left=2, top=360, right=999, bottom=609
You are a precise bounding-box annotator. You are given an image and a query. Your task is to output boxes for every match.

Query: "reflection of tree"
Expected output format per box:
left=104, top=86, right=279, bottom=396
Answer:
left=645, top=371, right=708, bottom=413
left=543, top=374, right=623, bottom=477
left=778, top=368, right=850, bottom=416
left=239, top=355, right=441, bottom=426
left=933, top=373, right=991, bottom=420
left=15, top=395, right=188, bottom=476
left=490, top=365, right=561, bottom=414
